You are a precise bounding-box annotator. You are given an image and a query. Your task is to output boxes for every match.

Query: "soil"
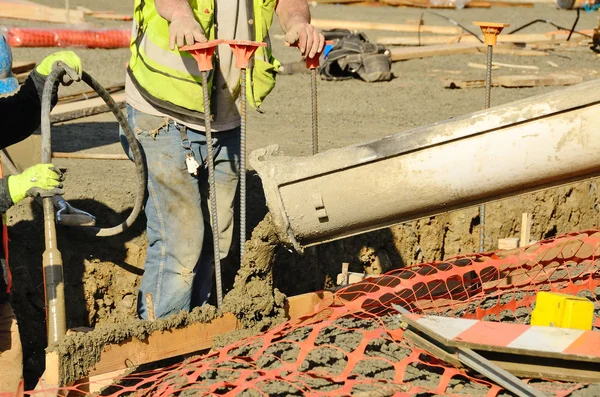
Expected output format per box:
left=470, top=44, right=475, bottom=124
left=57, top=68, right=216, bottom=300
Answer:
left=2, top=0, right=600, bottom=394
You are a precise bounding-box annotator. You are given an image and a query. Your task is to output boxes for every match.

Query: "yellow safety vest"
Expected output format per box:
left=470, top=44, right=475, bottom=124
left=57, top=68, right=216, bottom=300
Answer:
left=128, top=0, right=279, bottom=121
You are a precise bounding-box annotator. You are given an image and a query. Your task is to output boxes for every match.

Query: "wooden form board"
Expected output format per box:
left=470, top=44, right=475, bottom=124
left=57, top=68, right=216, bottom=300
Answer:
left=311, top=18, right=463, bottom=35
left=12, top=61, right=35, bottom=74
left=389, top=43, right=547, bottom=61
left=377, top=32, right=582, bottom=46
left=445, top=74, right=583, bottom=89
left=51, top=92, right=126, bottom=123
left=47, top=290, right=335, bottom=388
left=403, top=313, right=600, bottom=362
left=0, top=3, right=85, bottom=24
left=390, top=43, right=484, bottom=61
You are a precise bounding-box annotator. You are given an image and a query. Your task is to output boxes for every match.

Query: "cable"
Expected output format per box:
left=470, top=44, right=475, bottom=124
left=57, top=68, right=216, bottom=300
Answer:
left=41, top=64, right=147, bottom=237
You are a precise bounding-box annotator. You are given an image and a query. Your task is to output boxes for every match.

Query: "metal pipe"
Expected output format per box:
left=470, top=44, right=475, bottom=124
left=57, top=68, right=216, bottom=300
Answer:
left=202, top=70, right=223, bottom=309
left=250, top=79, right=600, bottom=251
left=40, top=67, right=67, bottom=345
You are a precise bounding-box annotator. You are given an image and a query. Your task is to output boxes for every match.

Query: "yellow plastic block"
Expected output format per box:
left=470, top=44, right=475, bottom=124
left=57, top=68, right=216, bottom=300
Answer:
left=531, top=291, right=594, bottom=331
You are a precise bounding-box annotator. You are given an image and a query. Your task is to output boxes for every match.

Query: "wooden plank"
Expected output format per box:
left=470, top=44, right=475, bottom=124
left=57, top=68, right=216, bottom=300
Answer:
left=311, top=18, right=463, bottom=35
left=0, top=3, right=85, bottom=24
left=520, top=213, right=532, bottom=247
left=490, top=47, right=548, bottom=56
left=497, top=74, right=582, bottom=88
left=51, top=92, right=126, bottom=123
left=286, top=290, right=333, bottom=320
left=88, top=313, right=238, bottom=377
left=445, top=74, right=582, bottom=89
left=67, top=291, right=333, bottom=383
left=91, top=12, right=132, bottom=21
left=390, top=43, right=484, bottom=61
left=498, top=237, right=520, bottom=250
left=12, top=61, right=35, bottom=74
left=377, top=32, right=580, bottom=46
left=52, top=152, right=130, bottom=160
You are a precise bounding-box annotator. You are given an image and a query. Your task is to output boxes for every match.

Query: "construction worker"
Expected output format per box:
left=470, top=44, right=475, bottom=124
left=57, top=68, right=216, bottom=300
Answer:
left=123, top=0, right=324, bottom=319
left=0, top=35, right=82, bottom=393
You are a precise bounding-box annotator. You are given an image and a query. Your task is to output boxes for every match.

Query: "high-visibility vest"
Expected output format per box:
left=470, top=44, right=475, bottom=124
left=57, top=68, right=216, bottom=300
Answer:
left=128, top=0, right=279, bottom=121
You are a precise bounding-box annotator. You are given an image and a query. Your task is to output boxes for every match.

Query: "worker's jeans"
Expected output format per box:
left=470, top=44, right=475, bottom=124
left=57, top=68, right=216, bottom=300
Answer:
left=0, top=302, right=23, bottom=394
left=121, top=105, right=240, bottom=320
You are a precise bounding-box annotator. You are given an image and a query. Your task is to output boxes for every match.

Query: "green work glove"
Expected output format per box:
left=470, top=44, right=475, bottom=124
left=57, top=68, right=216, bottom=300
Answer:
left=35, top=51, right=82, bottom=84
left=7, top=164, right=64, bottom=204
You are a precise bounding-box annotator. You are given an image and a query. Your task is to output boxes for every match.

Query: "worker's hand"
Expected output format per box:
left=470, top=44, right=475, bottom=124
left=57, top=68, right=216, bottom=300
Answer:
left=169, top=14, right=207, bottom=51
left=285, top=22, right=325, bottom=59
left=36, top=51, right=82, bottom=85
left=7, top=164, right=64, bottom=204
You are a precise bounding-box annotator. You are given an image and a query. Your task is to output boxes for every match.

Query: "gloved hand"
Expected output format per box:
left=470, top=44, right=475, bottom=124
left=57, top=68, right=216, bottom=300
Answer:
left=169, top=14, right=207, bottom=50
left=285, top=22, right=325, bottom=59
left=7, top=164, right=64, bottom=205
left=36, top=51, right=82, bottom=85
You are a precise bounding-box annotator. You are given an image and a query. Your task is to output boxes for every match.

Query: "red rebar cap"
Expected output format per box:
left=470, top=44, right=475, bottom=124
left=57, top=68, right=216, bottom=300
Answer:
left=225, top=40, right=267, bottom=69
left=180, top=39, right=223, bottom=71
left=290, top=40, right=334, bottom=69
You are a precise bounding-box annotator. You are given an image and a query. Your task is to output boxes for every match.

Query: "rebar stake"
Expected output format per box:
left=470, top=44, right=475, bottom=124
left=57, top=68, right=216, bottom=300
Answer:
left=181, top=40, right=223, bottom=308
left=227, top=40, right=266, bottom=265
left=306, top=55, right=320, bottom=155
left=474, top=21, right=509, bottom=253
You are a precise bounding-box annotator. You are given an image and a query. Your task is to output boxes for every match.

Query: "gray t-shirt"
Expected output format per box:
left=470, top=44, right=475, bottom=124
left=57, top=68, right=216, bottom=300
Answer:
left=125, top=0, right=249, bottom=132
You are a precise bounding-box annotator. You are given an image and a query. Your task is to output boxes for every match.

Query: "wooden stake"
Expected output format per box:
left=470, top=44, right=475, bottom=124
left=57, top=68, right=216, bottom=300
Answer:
left=520, top=212, right=531, bottom=247
left=341, top=262, right=349, bottom=286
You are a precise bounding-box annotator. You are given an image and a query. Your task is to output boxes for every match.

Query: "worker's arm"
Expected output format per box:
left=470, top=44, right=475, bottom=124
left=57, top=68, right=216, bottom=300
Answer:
left=155, top=0, right=207, bottom=50
left=0, top=51, right=81, bottom=149
left=277, top=0, right=324, bottom=58
left=0, top=75, right=43, bottom=148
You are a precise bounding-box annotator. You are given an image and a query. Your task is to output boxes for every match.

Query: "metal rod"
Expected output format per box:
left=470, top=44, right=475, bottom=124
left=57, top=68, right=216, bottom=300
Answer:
left=485, top=45, right=493, bottom=109
left=311, top=68, right=319, bottom=155
left=479, top=44, right=494, bottom=253
left=240, top=69, right=247, bottom=263
left=40, top=67, right=67, bottom=345
left=202, top=70, right=223, bottom=309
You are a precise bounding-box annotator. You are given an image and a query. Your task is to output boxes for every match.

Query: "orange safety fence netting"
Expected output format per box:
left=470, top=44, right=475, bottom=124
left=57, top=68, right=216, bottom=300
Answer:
left=28, top=230, right=600, bottom=396
left=6, top=28, right=130, bottom=49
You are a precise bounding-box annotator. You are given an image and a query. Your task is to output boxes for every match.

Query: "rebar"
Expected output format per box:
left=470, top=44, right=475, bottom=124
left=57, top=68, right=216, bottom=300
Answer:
left=240, top=69, right=247, bottom=262
left=202, top=70, right=223, bottom=309
left=311, top=68, right=319, bottom=155
left=480, top=44, right=494, bottom=253
left=484, top=45, right=493, bottom=109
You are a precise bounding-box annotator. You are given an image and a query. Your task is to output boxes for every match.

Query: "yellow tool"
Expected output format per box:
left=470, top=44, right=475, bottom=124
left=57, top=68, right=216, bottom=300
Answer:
left=531, top=291, right=595, bottom=331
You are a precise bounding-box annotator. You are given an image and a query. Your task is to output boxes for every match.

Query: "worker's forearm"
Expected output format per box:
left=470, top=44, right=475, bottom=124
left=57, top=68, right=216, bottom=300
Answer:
left=155, top=0, right=194, bottom=22
left=276, top=0, right=311, bottom=33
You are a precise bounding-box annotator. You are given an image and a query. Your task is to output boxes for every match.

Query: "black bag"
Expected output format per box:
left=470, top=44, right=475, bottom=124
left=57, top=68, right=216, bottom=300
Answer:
left=321, top=30, right=393, bottom=83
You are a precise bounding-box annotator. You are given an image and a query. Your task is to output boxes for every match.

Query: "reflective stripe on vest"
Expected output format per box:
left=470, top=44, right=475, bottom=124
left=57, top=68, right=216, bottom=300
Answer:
left=129, top=0, right=277, bottom=116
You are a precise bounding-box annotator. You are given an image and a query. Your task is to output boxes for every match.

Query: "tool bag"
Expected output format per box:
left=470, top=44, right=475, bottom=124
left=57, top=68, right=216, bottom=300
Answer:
left=321, top=29, right=392, bottom=83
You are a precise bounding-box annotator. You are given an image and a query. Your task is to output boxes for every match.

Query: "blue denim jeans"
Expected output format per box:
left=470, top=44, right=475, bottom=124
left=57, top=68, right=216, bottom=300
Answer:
left=121, top=105, right=240, bottom=319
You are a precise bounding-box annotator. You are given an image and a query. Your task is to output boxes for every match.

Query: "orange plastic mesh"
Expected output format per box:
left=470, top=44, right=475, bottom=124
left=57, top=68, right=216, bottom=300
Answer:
left=6, top=28, right=129, bottom=49
left=28, top=230, right=600, bottom=396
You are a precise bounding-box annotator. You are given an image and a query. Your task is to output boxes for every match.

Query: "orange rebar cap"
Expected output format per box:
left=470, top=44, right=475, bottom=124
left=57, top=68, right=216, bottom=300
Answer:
left=473, top=22, right=510, bottom=46
left=225, top=40, right=267, bottom=69
left=180, top=39, right=223, bottom=71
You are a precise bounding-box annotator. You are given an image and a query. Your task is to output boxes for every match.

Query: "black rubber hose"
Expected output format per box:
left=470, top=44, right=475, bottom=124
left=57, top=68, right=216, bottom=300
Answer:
left=41, top=65, right=147, bottom=237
